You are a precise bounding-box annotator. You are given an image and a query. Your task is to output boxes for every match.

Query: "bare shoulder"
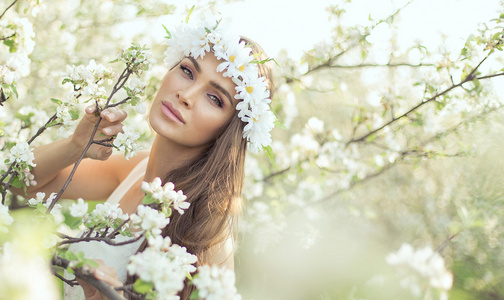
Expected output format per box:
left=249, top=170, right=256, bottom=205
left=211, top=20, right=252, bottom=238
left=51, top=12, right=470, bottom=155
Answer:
left=43, top=150, right=151, bottom=201
left=106, top=150, right=150, bottom=182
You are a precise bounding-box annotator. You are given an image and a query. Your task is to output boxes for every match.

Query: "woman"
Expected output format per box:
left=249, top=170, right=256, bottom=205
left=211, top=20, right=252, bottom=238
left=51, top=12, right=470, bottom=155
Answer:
left=22, top=14, right=275, bottom=299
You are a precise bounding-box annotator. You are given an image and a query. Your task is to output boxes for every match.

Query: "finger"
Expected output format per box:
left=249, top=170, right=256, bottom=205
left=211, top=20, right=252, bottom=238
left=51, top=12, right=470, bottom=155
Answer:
left=102, top=124, right=124, bottom=136
left=98, top=147, right=113, bottom=161
left=85, top=105, right=97, bottom=114
left=101, top=107, right=127, bottom=123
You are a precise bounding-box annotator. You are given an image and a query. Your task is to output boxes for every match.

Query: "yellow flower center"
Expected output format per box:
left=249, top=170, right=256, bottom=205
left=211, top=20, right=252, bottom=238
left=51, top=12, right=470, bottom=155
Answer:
left=246, top=86, right=254, bottom=94
left=253, top=116, right=260, bottom=122
left=238, top=65, right=245, bottom=72
left=229, top=55, right=236, bottom=62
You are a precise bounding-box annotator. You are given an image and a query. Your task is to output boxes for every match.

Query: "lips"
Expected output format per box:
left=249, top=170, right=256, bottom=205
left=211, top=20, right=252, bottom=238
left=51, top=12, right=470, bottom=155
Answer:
left=161, top=101, right=185, bottom=124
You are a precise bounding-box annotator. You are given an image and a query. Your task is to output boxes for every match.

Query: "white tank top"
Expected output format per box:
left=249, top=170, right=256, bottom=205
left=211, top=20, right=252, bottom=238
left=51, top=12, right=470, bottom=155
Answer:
left=63, top=157, right=149, bottom=299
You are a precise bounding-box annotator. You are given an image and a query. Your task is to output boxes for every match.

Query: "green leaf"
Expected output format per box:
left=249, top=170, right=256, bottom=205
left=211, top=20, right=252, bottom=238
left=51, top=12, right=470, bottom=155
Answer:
left=264, top=145, right=277, bottom=170
left=133, top=279, right=154, bottom=294
left=189, top=289, right=199, bottom=299
left=9, top=84, right=18, bottom=99
left=51, top=98, right=63, bottom=105
left=46, top=120, right=59, bottom=127
left=69, top=110, right=79, bottom=120
left=64, top=213, right=83, bottom=229
left=185, top=5, right=195, bottom=23
left=163, top=206, right=172, bottom=218
left=186, top=272, right=193, bottom=281
left=142, top=194, right=156, bottom=205
left=3, top=39, right=16, bottom=52
left=10, top=176, right=24, bottom=189
left=274, top=120, right=287, bottom=130
left=162, top=24, right=172, bottom=39
left=84, top=259, right=99, bottom=268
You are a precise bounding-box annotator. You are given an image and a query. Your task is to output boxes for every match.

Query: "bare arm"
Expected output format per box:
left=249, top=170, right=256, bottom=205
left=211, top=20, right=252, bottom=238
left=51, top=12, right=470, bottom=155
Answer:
left=11, top=106, right=145, bottom=200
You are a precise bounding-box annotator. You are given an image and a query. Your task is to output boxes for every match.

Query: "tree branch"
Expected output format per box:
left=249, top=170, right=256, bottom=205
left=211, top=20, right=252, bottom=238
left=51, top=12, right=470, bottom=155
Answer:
left=58, top=233, right=144, bottom=247
left=52, top=255, right=125, bottom=300
left=346, top=56, right=494, bottom=144
left=0, top=0, right=18, bottom=20
left=323, top=62, right=435, bottom=69
left=0, top=33, right=15, bottom=41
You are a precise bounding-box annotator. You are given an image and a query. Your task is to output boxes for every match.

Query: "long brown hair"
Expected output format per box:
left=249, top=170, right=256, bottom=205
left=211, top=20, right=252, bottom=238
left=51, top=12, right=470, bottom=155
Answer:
left=127, top=37, right=274, bottom=299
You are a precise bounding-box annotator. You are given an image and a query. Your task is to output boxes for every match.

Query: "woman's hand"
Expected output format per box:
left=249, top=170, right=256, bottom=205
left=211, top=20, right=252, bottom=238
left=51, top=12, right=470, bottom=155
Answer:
left=77, top=259, right=124, bottom=300
left=71, top=106, right=128, bottom=161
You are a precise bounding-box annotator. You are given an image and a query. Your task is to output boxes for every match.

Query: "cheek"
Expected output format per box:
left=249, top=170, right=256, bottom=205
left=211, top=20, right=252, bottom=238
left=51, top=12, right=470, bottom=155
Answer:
left=194, top=109, right=233, bottom=137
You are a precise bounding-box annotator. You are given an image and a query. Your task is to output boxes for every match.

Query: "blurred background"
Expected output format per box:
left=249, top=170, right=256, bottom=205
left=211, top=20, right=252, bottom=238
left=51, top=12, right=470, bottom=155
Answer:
left=2, top=0, right=504, bottom=299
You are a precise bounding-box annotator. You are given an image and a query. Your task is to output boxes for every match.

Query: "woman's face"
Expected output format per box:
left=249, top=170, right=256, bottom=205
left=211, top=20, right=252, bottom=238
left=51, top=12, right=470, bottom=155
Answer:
left=149, top=53, right=238, bottom=150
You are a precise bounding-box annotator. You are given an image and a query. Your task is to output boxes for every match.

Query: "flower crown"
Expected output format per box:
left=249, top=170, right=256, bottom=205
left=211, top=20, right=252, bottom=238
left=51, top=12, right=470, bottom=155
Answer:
left=163, top=13, right=275, bottom=153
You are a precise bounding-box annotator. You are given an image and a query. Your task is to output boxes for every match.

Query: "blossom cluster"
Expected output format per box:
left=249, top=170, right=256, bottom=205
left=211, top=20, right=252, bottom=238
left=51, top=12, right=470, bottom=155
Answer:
left=113, top=125, right=141, bottom=160
left=0, top=14, right=36, bottom=101
left=127, top=235, right=197, bottom=298
left=83, top=202, right=129, bottom=233
left=164, top=13, right=275, bottom=152
left=192, top=265, right=242, bottom=300
left=69, top=198, right=88, bottom=218
left=27, top=192, right=64, bottom=223
left=141, top=177, right=190, bottom=215
left=5, top=142, right=37, bottom=187
left=115, top=43, right=156, bottom=76
left=63, top=59, right=114, bottom=106
left=386, top=243, right=453, bottom=300
left=6, top=142, right=36, bottom=167
left=129, top=205, right=170, bottom=236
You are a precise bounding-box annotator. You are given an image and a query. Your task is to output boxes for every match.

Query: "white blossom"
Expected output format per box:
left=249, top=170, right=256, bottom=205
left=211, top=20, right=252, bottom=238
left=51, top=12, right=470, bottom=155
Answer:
left=28, top=192, right=46, bottom=206
left=128, top=77, right=146, bottom=94
left=130, top=205, right=170, bottom=236
left=87, top=202, right=128, bottom=226
left=127, top=242, right=197, bottom=298
left=113, top=126, right=141, bottom=160
left=193, top=265, right=241, bottom=300
left=305, top=117, right=324, bottom=134
left=141, top=178, right=190, bottom=214
left=69, top=198, right=88, bottom=218
left=7, top=142, right=36, bottom=167
left=386, top=243, right=453, bottom=299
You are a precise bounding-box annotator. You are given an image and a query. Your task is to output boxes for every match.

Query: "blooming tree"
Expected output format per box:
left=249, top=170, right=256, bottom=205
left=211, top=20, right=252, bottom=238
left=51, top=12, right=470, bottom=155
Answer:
left=2, top=0, right=504, bottom=300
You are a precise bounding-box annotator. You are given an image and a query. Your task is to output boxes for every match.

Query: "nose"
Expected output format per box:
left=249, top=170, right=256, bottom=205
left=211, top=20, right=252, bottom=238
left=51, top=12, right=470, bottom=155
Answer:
left=177, top=84, right=200, bottom=109
left=176, top=89, right=192, bottom=108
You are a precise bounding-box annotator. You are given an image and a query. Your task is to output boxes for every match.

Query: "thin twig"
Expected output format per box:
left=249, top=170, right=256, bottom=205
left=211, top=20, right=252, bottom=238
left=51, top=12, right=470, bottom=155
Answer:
left=27, top=113, right=57, bottom=145
left=52, top=268, right=79, bottom=286
left=58, top=233, right=144, bottom=247
left=321, top=62, right=435, bottom=69
left=0, top=33, right=15, bottom=41
left=435, top=231, right=461, bottom=253
left=0, top=0, right=18, bottom=19
left=315, top=163, right=396, bottom=204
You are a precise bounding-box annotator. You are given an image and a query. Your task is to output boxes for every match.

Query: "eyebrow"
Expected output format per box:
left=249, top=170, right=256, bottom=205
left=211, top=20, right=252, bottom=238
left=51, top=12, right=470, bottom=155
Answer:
left=188, top=56, right=233, bottom=106
left=188, top=56, right=201, bottom=73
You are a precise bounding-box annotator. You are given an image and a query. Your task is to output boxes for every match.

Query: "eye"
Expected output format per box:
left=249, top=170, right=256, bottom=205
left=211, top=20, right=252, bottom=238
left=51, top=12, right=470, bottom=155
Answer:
left=208, top=94, right=223, bottom=108
left=180, top=65, right=193, bottom=80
